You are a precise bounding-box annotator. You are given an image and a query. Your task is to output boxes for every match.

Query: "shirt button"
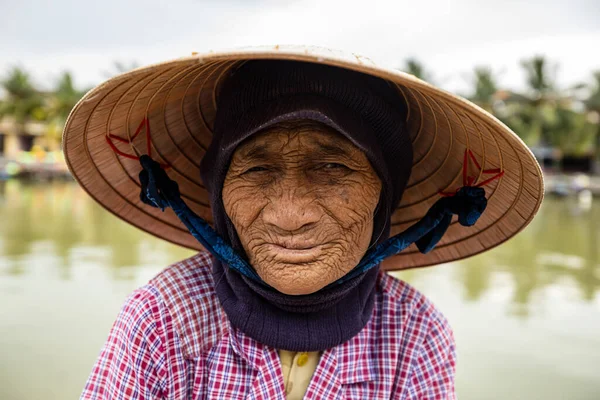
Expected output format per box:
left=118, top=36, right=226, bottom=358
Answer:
left=296, top=352, right=309, bottom=367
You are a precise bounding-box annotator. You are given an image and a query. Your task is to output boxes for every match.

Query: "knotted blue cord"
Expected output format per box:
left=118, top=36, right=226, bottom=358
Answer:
left=138, top=156, right=487, bottom=285
left=138, top=156, right=261, bottom=282
left=334, top=186, right=487, bottom=284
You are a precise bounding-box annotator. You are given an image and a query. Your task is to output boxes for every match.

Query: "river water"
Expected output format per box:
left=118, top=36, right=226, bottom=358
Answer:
left=1, top=180, right=599, bottom=400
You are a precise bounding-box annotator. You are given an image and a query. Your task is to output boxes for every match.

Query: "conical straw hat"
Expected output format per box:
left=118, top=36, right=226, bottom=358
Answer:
left=63, top=45, right=544, bottom=271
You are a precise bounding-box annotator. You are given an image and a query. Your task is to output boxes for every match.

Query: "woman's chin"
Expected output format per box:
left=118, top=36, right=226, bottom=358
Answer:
left=261, top=264, right=333, bottom=296
left=271, top=282, right=325, bottom=296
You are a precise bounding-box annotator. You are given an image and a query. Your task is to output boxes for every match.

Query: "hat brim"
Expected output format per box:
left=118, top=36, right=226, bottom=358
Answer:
left=62, top=45, right=544, bottom=271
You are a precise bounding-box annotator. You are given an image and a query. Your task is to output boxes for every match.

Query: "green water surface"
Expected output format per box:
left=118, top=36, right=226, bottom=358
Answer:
left=0, top=180, right=599, bottom=400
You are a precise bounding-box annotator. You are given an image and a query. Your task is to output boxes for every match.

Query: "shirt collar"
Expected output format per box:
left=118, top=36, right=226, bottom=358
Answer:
left=226, top=299, right=380, bottom=385
left=335, top=313, right=377, bottom=384
left=227, top=322, right=265, bottom=369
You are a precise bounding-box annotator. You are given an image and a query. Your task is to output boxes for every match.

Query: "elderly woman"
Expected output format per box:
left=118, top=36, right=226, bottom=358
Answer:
left=66, top=47, right=543, bottom=399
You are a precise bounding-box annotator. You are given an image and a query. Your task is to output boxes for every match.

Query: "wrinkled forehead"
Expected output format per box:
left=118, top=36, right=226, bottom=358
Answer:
left=232, top=120, right=366, bottom=162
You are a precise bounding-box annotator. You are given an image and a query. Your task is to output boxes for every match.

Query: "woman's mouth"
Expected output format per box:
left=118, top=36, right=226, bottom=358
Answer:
left=263, top=243, right=324, bottom=263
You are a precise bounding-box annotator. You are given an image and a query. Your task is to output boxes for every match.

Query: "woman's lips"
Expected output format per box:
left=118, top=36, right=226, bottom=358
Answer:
left=263, top=243, right=324, bottom=263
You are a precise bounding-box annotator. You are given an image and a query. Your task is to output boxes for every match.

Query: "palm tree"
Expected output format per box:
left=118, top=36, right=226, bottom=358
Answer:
left=501, top=56, right=596, bottom=158
left=585, top=72, right=600, bottom=112
left=545, top=107, right=596, bottom=156
left=583, top=71, right=600, bottom=163
left=517, top=56, right=559, bottom=147
left=402, top=58, right=432, bottom=82
left=468, top=67, right=499, bottom=113
left=0, top=67, right=45, bottom=134
left=48, top=72, right=86, bottom=122
left=41, top=71, right=87, bottom=149
left=521, top=56, right=556, bottom=103
left=501, top=105, right=544, bottom=146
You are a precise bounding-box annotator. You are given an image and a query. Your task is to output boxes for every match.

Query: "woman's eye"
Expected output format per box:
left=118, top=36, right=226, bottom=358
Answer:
left=321, top=163, right=349, bottom=170
left=244, top=166, right=269, bottom=174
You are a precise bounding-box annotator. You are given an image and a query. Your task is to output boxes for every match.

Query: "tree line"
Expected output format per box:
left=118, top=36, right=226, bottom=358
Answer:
left=1, top=57, right=599, bottom=162
left=404, top=57, right=600, bottom=161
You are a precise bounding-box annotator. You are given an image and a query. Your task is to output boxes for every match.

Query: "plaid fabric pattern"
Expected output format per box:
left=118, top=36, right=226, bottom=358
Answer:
left=81, top=252, right=456, bottom=399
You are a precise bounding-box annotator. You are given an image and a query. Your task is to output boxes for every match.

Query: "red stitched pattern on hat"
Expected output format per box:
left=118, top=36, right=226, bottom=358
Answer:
left=440, top=149, right=504, bottom=197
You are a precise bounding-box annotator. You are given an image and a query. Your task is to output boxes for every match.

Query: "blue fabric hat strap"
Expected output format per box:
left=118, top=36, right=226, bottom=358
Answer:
left=137, top=153, right=498, bottom=286
left=335, top=185, right=487, bottom=284
left=138, top=155, right=261, bottom=282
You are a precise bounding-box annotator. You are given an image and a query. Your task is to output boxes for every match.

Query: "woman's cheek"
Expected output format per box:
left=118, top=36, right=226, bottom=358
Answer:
left=323, top=181, right=380, bottom=225
left=223, top=181, right=264, bottom=229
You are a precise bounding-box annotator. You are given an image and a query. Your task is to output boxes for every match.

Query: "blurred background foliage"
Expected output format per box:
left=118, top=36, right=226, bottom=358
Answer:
left=1, top=56, right=598, bottom=166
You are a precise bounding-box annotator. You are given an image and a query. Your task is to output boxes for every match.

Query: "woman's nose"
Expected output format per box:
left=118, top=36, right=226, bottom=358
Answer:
left=262, top=186, right=321, bottom=233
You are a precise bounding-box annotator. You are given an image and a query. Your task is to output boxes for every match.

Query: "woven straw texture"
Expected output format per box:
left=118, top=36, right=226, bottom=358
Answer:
left=63, top=45, right=544, bottom=271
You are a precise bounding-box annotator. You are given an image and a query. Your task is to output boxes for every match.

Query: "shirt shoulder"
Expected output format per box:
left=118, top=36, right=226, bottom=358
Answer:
left=81, top=281, right=174, bottom=399
left=376, top=273, right=456, bottom=398
left=148, top=252, right=227, bottom=358
left=377, top=272, right=452, bottom=337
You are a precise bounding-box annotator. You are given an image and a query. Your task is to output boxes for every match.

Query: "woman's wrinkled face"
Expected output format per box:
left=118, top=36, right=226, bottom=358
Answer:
left=222, top=121, right=382, bottom=295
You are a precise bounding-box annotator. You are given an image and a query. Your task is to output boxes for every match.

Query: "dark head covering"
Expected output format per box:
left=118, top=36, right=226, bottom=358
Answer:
left=199, top=60, right=413, bottom=351
left=202, top=60, right=412, bottom=251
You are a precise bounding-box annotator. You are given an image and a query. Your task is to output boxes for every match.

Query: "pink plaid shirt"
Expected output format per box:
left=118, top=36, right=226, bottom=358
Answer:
left=81, top=252, right=456, bottom=399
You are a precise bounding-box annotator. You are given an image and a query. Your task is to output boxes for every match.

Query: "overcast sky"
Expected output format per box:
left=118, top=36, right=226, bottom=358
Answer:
left=2, top=0, right=599, bottom=94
